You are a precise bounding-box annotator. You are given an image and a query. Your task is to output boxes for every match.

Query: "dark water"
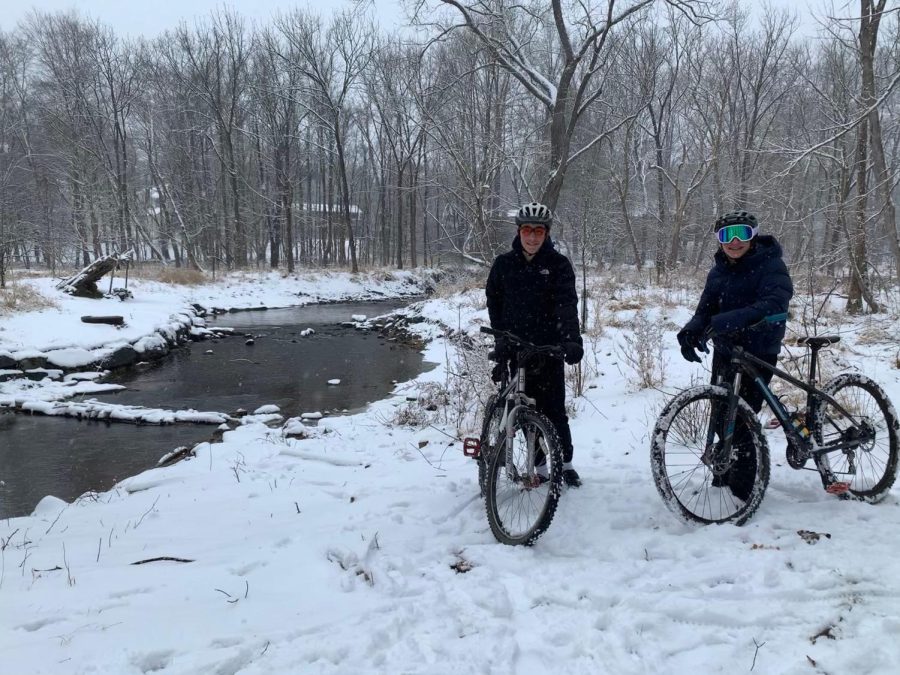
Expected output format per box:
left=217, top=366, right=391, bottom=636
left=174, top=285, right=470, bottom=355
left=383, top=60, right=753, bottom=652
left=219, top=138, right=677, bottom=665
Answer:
left=0, top=300, right=428, bottom=519
left=94, top=300, right=421, bottom=418
left=0, top=414, right=208, bottom=519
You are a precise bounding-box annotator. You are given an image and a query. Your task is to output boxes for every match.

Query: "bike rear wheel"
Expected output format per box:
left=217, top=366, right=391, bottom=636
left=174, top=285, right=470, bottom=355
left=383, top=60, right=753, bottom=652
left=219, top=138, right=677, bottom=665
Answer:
left=485, top=408, right=562, bottom=545
left=813, top=374, right=900, bottom=501
left=478, top=394, right=504, bottom=496
left=651, top=386, right=770, bottom=525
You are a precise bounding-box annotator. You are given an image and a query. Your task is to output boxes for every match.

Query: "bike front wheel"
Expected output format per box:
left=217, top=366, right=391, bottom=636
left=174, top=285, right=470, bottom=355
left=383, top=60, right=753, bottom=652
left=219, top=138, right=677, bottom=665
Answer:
left=813, top=374, right=900, bottom=501
left=485, top=408, right=562, bottom=545
left=651, top=386, right=770, bottom=525
left=478, top=394, right=504, bottom=497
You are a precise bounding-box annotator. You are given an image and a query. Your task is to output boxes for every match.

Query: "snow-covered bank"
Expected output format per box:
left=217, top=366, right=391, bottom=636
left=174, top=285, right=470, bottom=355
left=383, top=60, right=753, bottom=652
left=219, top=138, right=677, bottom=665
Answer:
left=2, top=274, right=900, bottom=674
left=0, top=269, right=432, bottom=373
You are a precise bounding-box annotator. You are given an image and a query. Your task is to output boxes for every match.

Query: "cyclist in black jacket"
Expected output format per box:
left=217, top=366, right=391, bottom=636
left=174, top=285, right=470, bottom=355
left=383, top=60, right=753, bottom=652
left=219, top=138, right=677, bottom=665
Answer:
left=677, top=210, right=793, bottom=500
left=486, top=202, right=584, bottom=487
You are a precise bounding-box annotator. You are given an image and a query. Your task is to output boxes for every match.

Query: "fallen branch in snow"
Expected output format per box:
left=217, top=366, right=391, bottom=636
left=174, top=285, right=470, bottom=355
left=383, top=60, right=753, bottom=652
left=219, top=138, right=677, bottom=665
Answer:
left=63, top=542, right=75, bottom=586
left=44, top=506, right=67, bottom=535
left=133, top=496, right=160, bottom=529
left=751, top=638, right=766, bottom=671
left=214, top=580, right=248, bottom=603
left=0, top=528, right=19, bottom=551
left=130, top=556, right=195, bottom=565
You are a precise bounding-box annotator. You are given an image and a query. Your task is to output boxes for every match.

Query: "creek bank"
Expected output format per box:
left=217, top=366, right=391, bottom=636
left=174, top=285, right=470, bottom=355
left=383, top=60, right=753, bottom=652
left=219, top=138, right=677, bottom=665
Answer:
left=0, top=305, right=233, bottom=380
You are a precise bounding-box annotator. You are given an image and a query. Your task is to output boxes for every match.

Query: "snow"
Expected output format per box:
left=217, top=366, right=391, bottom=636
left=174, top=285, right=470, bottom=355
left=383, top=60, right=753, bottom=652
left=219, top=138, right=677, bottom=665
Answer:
left=1, top=271, right=900, bottom=673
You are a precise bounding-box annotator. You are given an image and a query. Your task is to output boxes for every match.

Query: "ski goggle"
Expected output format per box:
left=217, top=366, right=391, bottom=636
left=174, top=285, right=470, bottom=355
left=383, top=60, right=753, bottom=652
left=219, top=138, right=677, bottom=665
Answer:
left=716, top=223, right=757, bottom=244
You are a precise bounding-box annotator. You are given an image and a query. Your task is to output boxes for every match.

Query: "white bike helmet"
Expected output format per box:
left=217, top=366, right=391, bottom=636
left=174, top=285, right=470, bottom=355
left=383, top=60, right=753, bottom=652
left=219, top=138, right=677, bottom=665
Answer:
left=515, top=202, right=553, bottom=228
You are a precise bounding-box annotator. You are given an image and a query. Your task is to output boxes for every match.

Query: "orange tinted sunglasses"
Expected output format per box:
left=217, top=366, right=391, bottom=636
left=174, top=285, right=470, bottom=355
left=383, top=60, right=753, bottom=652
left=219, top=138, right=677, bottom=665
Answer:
left=519, top=225, right=547, bottom=237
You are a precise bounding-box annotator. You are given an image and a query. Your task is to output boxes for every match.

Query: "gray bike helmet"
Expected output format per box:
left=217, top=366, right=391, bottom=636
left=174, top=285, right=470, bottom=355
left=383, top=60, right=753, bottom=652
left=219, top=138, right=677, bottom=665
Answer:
left=515, top=202, right=553, bottom=228
left=714, top=210, right=758, bottom=231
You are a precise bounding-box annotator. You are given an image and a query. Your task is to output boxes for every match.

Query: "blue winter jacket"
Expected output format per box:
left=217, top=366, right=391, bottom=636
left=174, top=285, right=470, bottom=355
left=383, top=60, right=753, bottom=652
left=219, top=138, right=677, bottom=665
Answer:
left=682, top=235, right=793, bottom=355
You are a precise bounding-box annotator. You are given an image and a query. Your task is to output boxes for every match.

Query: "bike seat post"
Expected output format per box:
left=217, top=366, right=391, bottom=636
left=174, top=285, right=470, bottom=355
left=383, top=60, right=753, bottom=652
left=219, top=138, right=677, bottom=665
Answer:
left=517, top=357, right=526, bottom=396
left=807, top=344, right=820, bottom=385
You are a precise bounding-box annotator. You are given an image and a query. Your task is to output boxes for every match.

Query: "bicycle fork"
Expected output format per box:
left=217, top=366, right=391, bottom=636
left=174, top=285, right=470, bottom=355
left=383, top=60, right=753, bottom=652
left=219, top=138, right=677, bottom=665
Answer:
left=500, top=364, right=539, bottom=484
left=704, top=371, right=743, bottom=476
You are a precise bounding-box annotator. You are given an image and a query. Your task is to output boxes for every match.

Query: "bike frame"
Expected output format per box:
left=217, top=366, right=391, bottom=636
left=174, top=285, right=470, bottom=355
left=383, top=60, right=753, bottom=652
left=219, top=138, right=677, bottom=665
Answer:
left=478, top=325, right=565, bottom=486
left=493, top=353, right=539, bottom=475
left=713, top=344, right=867, bottom=468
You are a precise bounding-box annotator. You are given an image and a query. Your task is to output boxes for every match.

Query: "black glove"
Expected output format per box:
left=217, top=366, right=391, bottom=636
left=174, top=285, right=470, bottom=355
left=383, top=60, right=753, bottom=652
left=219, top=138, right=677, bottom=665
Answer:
left=677, top=329, right=703, bottom=363
left=492, top=337, right=513, bottom=362
left=562, top=341, right=584, bottom=365
left=701, top=325, right=715, bottom=350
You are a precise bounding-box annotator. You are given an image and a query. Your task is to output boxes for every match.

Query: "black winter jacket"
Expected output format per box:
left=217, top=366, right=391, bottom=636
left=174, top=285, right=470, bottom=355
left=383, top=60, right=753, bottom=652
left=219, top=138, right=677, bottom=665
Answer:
left=486, top=236, right=582, bottom=348
left=682, top=235, right=793, bottom=355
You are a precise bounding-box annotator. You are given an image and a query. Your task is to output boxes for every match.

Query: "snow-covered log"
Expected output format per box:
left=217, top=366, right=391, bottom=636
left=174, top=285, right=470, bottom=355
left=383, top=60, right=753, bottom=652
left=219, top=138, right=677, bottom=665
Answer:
left=56, top=250, right=134, bottom=298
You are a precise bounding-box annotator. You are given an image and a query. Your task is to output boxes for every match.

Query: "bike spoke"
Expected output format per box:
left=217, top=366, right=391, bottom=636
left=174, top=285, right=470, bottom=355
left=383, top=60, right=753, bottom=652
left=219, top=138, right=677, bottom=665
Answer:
left=652, top=388, right=767, bottom=525
left=815, top=377, right=898, bottom=498
left=487, top=413, right=561, bottom=544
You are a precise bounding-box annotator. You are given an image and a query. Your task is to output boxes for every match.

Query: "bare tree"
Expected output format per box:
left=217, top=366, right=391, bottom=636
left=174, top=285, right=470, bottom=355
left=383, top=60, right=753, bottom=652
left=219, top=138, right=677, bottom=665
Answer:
left=277, top=8, right=374, bottom=273
left=171, top=10, right=250, bottom=268
left=858, top=0, right=900, bottom=285
left=416, top=0, right=708, bottom=210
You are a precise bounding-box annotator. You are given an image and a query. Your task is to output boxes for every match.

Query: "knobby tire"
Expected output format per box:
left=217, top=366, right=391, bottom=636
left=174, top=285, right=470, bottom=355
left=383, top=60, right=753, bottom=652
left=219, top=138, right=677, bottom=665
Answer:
left=478, top=394, right=503, bottom=497
left=651, top=385, right=770, bottom=525
left=485, top=408, right=562, bottom=545
left=813, top=374, right=900, bottom=502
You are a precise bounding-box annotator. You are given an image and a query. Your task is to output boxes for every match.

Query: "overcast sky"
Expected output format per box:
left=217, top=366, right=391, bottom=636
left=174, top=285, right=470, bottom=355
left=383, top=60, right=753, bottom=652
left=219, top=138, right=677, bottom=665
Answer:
left=0, top=0, right=411, bottom=37
left=0, top=0, right=830, bottom=40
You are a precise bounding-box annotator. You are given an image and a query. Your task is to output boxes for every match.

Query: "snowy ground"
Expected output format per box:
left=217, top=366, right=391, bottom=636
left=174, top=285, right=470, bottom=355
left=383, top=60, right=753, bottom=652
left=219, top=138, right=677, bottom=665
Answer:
left=2, top=270, right=900, bottom=674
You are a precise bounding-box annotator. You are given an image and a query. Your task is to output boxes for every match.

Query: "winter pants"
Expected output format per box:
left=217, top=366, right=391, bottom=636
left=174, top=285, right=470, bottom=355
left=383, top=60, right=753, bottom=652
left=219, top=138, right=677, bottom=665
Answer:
left=711, top=350, right=778, bottom=492
left=523, top=356, right=574, bottom=463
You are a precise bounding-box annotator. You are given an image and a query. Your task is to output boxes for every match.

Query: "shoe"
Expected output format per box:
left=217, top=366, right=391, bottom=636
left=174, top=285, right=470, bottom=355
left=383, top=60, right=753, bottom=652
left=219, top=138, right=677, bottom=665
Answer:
left=562, top=468, right=582, bottom=488
left=727, top=463, right=754, bottom=502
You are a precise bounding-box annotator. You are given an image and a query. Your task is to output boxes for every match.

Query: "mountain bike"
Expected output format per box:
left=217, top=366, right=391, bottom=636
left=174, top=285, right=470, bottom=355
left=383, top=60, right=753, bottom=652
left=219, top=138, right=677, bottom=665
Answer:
left=651, top=332, right=899, bottom=525
left=463, top=326, right=564, bottom=545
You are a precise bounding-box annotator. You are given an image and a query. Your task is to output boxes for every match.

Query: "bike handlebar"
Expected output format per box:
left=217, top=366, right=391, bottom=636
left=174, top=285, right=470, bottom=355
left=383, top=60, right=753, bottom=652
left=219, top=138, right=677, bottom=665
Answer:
left=479, top=326, right=565, bottom=359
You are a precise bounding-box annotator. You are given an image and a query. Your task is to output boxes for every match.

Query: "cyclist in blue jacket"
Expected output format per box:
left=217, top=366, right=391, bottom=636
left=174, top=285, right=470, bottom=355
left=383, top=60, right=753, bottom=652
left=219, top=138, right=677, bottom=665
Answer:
left=677, top=210, right=794, bottom=500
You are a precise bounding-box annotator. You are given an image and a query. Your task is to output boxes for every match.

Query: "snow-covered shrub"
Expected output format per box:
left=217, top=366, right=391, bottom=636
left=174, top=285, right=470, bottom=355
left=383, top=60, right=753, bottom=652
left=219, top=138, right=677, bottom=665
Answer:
left=443, top=333, right=496, bottom=434
left=430, top=266, right=488, bottom=299
left=0, top=279, right=58, bottom=314
left=134, top=265, right=207, bottom=286
left=616, top=310, right=667, bottom=390
left=391, top=402, right=431, bottom=428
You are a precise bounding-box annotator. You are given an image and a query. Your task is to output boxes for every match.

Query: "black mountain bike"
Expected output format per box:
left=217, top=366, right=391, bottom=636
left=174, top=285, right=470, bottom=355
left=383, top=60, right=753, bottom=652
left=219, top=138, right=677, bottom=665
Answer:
left=652, top=333, right=899, bottom=525
left=463, top=326, right=564, bottom=545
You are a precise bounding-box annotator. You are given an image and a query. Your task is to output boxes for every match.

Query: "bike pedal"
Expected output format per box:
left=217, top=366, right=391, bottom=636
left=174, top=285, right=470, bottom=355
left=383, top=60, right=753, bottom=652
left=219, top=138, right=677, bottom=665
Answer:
left=825, top=481, right=851, bottom=495
left=463, top=437, right=481, bottom=458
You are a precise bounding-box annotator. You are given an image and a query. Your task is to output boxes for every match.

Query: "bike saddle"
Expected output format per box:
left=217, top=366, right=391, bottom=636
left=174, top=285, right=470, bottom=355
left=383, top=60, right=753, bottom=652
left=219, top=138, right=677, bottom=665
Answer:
left=796, top=335, right=840, bottom=348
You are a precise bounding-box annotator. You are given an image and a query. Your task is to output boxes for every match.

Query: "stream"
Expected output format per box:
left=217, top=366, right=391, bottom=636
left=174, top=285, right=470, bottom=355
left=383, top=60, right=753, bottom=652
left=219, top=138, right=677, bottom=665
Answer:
left=0, top=299, right=430, bottom=519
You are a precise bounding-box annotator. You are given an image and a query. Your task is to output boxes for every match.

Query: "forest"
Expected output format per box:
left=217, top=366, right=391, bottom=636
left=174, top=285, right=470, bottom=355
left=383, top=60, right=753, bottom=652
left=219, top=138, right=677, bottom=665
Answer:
left=0, top=0, right=897, bottom=312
